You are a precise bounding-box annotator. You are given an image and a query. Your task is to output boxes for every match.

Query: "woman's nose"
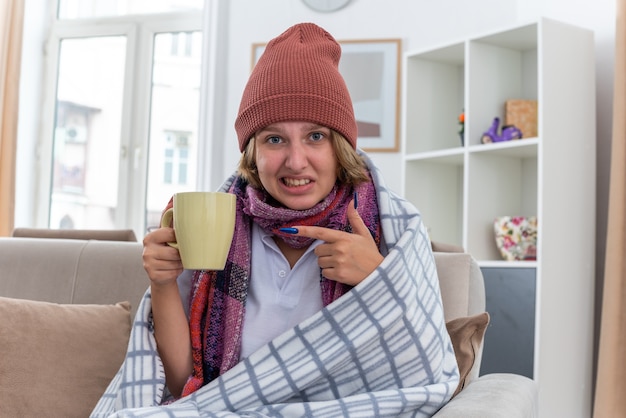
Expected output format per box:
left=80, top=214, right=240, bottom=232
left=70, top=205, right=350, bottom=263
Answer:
left=285, top=142, right=308, bottom=170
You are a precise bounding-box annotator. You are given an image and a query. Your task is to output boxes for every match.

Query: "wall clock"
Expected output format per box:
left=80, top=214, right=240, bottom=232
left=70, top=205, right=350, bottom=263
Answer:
left=301, top=0, right=352, bottom=13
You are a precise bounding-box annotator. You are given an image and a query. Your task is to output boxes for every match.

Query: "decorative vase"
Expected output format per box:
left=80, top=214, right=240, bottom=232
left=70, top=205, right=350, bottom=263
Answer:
left=493, top=216, right=537, bottom=261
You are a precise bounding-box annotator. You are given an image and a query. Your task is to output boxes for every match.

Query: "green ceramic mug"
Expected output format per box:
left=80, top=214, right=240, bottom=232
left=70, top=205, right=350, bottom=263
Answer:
left=160, top=192, right=236, bottom=270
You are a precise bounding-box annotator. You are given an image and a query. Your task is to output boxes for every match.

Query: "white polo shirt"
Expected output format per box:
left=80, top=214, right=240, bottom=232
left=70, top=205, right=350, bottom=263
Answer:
left=239, top=223, right=324, bottom=359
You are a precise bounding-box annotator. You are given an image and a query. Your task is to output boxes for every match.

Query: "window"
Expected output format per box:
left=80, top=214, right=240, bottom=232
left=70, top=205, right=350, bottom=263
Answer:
left=35, top=1, right=203, bottom=235
left=169, top=32, right=194, bottom=56
left=163, top=131, right=190, bottom=185
left=49, top=36, right=126, bottom=229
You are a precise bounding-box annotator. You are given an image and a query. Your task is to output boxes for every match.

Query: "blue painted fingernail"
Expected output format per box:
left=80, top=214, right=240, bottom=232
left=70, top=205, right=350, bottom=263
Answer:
left=279, top=227, right=299, bottom=234
left=354, top=192, right=358, bottom=209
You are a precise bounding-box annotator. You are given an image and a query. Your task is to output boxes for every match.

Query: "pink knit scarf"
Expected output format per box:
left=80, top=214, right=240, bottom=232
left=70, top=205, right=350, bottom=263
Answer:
left=177, top=176, right=380, bottom=397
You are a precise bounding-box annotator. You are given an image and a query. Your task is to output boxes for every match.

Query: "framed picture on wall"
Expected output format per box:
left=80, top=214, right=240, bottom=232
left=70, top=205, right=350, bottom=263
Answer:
left=251, top=38, right=402, bottom=152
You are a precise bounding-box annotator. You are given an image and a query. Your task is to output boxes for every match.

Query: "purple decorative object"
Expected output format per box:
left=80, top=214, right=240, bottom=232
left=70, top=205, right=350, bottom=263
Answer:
left=481, top=117, right=523, bottom=144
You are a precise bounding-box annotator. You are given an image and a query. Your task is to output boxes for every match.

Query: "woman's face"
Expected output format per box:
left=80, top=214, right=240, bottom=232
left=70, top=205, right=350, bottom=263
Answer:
left=254, top=121, right=338, bottom=210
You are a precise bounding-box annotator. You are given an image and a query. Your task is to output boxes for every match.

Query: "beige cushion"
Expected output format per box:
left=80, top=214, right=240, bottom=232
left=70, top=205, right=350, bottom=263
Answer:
left=0, top=297, right=131, bottom=417
left=446, top=312, right=490, bottom=397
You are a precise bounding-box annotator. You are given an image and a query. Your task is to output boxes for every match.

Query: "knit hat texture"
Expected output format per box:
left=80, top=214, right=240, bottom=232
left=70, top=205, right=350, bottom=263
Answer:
left=234, top=23, right=357, bottom=151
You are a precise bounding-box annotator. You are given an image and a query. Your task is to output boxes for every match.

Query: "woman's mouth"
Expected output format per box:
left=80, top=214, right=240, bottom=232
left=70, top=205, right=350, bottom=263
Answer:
left=282, top=178, right=311, bottom=187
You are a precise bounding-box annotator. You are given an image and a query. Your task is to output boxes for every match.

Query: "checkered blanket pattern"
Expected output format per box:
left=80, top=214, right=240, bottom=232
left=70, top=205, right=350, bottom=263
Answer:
left=91, top=152, right=459, bottom=417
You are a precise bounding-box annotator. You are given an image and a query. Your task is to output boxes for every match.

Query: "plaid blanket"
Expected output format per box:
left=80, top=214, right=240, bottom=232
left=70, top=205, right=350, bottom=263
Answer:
left=91, top=152, right=459, bottom=417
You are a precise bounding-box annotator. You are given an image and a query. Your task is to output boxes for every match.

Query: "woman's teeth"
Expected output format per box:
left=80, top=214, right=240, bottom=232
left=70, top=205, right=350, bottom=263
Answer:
left=283, top=178, right=311, bottom=186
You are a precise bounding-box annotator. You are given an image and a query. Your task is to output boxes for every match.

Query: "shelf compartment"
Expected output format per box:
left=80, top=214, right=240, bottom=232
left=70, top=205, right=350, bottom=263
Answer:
left=404, top=43, right=465, bottom=154
left=480, top=266, right=536, bottom=378
left=467, top=25, right=538, bottom=147
left=466, top=151, right=538, bottom=261
left=404, top=157, right=464, bottom=247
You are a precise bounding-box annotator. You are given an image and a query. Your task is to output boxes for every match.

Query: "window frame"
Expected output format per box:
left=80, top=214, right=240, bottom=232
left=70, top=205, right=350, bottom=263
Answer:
left=36, top=11, right=203, bottom=235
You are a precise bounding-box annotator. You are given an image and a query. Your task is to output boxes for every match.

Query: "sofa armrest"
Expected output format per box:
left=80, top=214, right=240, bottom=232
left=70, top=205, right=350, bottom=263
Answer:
left=433, top=373, right=537, bottom=418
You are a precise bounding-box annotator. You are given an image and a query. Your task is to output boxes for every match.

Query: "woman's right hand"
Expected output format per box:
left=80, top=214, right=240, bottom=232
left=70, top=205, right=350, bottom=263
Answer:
left=143, top=227, right=193, bottom=398
left=142, top=227, right=184, bottom=286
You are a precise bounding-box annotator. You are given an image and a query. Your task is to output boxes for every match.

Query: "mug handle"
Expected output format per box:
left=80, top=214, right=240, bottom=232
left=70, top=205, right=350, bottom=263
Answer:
left=160, top=208, right=179, bottom=249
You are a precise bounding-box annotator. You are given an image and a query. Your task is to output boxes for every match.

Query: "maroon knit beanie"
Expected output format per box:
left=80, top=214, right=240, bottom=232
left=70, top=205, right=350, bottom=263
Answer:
left=234, top=23, right=357, bottom=152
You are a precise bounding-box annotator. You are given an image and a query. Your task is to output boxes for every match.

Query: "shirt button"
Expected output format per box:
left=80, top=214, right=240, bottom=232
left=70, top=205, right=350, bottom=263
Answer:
left=278, top=270, right=286, bottom=278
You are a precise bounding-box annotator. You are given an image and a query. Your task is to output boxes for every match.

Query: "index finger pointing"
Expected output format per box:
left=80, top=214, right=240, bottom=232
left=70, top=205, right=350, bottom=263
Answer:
left=279, top=226, right=345, bottom=242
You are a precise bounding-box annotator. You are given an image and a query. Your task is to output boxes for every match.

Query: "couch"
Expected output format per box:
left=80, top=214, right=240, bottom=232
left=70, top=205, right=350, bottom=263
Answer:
left=0, top=237, right=537, bottom=417
left=11, top=227, right=138, bottom=242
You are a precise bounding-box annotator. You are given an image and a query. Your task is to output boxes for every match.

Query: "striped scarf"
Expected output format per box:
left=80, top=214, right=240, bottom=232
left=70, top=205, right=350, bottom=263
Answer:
left=178, top=175, right=380, bottom=397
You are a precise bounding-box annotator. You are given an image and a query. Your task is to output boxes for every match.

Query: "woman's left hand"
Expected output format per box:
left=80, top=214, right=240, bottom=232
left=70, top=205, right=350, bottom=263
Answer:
left=290, top=199, right=384, bottom=286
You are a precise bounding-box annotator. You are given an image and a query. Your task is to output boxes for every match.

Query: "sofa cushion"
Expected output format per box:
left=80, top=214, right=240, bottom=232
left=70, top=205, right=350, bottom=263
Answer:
left=446, top=312, right=490, bottom=397
left=434, top=252, right=486, bottom=321
left=0, top=297, right=131, bottom=418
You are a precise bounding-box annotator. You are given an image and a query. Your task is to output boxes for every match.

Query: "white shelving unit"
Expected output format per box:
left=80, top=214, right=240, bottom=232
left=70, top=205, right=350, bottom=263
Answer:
left=401, top=18, right=596, bottom=418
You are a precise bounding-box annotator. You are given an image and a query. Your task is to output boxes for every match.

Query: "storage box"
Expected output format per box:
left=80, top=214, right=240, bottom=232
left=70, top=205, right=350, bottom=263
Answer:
left=505, top=100, right=538, bottom=138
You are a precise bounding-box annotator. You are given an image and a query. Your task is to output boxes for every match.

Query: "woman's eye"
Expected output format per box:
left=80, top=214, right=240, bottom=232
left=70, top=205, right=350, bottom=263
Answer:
left=310, top=132, right=324, bottom=142
left=267, top=136, right=282, bottom=144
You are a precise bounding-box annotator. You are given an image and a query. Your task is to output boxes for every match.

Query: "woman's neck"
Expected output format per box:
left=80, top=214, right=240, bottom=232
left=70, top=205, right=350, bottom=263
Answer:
left=273, top=237, right=309, bottom=269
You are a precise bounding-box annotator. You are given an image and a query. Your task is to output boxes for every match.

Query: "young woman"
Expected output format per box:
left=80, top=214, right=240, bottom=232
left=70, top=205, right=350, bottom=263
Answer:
left=92, top=23, right=459, bottom=417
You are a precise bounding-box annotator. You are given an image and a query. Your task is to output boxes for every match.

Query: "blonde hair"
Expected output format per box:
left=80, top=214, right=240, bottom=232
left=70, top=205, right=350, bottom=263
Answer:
left=238, top=131, right=369, bottom=189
